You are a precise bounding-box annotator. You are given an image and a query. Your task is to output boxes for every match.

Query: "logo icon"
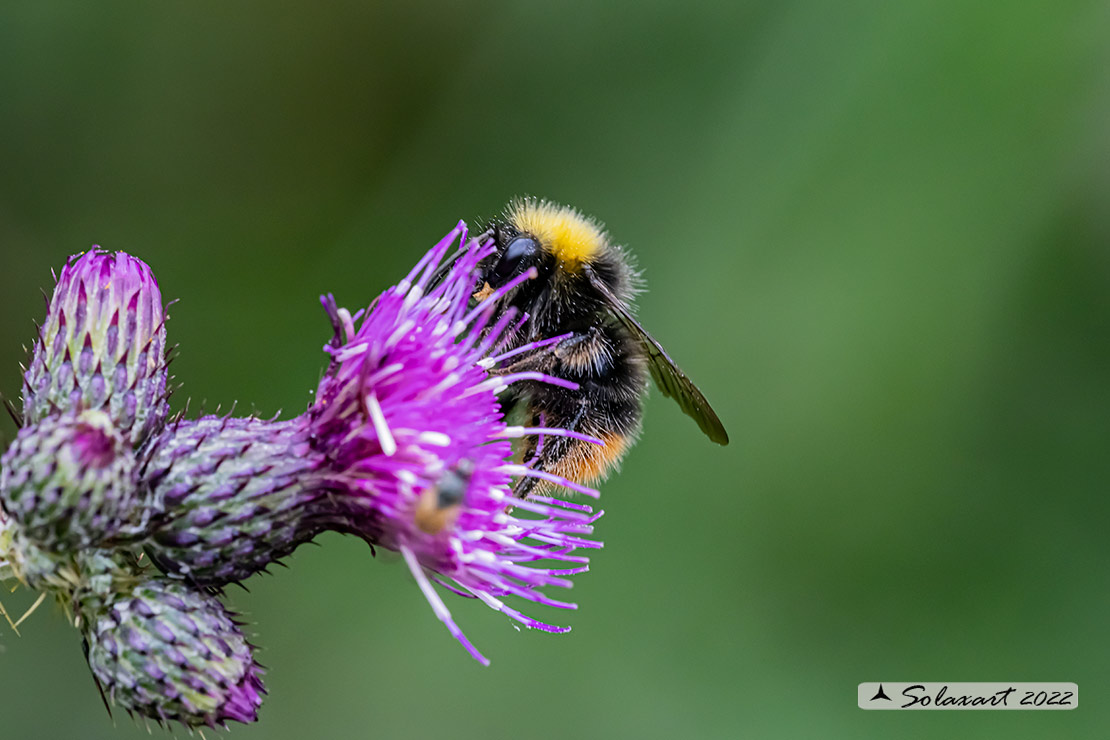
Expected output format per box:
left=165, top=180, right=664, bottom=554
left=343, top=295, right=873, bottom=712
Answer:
left=870, top=684, right=892, bottom=702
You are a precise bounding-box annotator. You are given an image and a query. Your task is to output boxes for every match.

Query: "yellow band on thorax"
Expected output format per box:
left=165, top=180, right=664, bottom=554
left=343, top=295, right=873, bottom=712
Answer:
left=509, top=200, right=606, bottom=270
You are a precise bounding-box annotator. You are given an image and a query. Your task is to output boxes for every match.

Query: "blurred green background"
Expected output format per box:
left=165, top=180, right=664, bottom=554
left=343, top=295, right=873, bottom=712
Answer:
left=1, top=1, right=1108, bottom=738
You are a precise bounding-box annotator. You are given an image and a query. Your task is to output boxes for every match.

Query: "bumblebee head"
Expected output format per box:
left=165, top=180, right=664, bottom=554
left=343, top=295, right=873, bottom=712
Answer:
left=484, top=199, right=607, bottom=287
left=478, top=198, right=638, bottom=337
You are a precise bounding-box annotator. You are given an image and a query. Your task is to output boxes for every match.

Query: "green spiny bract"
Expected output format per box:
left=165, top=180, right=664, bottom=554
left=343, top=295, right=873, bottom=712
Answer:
left=83, top=577, right=265, bottom=728
left=22, top=249, right=169, bottom=447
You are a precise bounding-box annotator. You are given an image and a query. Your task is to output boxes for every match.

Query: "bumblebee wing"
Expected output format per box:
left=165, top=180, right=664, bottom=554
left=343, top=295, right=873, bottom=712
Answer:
left=625, top=312, right=730, bottom=445
left=585, top=267, right=729, bottom=445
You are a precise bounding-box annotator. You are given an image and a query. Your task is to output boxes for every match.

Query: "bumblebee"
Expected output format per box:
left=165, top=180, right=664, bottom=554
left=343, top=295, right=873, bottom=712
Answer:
left=474, top=198, right=728, bottom=496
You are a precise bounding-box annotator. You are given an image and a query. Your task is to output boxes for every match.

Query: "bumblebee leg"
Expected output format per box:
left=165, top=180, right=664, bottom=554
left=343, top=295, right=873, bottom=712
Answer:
left=497, top=328, right=631, bottom=497
left=493, top=327, right=609, bottom=377
left=512, top=402, right=591, bottom=498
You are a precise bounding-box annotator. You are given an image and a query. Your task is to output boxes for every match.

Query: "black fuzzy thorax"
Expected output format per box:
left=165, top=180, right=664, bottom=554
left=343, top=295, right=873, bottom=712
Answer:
left=482, top=222, right=648, bottom=447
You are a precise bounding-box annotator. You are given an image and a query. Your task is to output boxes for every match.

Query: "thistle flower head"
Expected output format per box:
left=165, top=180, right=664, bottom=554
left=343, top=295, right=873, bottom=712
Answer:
left=0, top=408, right=142, bottom=552
left=308, top=222, right=604, bottom=665
left=83, top=577, right=265, bottom=728
left=22, top=248, right=168, bottom=445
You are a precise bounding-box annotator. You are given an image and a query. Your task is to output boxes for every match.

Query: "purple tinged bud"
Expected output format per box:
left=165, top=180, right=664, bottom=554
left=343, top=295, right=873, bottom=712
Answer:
left=140, top=416, right=340, bottom=586
left=0, top=409, right=145, bottom=551
left=22, top=248, right=169, bottom=446
left=83, top=578, right=265, bottom=728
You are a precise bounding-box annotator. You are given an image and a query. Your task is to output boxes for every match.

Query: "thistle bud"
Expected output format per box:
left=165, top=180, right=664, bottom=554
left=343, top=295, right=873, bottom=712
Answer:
left=22, top=248, right=168, bottom=445
left=0, top=409, right=142, bottom=551
left=83, top=577, right=265, bottom=727
left=140, top=416, right=340, bottom=586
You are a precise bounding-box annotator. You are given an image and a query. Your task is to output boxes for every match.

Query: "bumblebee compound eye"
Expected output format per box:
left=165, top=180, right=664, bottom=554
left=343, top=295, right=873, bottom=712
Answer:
left=488, top=235, right=540, bottom=288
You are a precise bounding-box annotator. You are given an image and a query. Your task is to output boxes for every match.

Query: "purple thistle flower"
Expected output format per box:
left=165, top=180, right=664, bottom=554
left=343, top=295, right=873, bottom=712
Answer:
left=306, top=222, right=605, bottom=665
left=22, top=248, right=169, bottom=446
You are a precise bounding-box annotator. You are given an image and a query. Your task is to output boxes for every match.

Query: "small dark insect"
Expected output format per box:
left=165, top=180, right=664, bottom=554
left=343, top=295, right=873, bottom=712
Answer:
left=413, top=461, right=473, bottom=535
left=472, top=198, right=728, bottom=497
